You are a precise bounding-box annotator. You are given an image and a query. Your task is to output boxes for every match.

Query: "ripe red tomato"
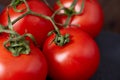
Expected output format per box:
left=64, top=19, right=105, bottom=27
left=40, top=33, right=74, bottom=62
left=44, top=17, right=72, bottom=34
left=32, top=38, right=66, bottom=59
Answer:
left=0, top=0, right=54, bottom=48
left=54, top=0, right=104, bottom=37
left=43, top=28, right=100, bottom=80
left=0, top=34, right=48, bottom=80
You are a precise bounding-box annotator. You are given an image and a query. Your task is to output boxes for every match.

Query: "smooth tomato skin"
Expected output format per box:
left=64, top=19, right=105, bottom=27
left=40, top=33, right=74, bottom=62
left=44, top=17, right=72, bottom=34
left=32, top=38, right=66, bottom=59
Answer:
left=54, top=0, right=104, bottom=37
left=0, top=34, right=48, bottom=80
left=0, top=0, right=54, bottom=48
left=43, top=28, right=100, bottom=80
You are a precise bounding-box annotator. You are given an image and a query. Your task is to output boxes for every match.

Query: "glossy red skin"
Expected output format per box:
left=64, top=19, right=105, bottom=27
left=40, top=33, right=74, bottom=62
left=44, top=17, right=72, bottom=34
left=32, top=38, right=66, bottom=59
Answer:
left=43, top=28, right=100, bottom=80
left=54, top=0, right=104, bottom=37
left=0, top=0, right=54, bottom=48
left=0, top=34, right=48, bottom=80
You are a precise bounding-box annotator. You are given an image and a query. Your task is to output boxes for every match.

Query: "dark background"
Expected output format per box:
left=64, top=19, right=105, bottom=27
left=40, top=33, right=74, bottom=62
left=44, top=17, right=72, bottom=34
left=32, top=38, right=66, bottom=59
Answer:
left=0, top=0, right=120, bottom=80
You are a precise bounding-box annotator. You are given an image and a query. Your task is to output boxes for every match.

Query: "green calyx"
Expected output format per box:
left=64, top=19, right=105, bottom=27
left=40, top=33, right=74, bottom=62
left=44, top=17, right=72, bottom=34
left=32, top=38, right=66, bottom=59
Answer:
left=0, top=26, right=36, bottom=56
left=0, top=6, right=36, bottom=57
left=64, top=8, right=75, bottom=16
left=48, top=30, right=70, bottom=46
left=54, top=33, right=70, bottom=46
left=4, top=32, right=31, bottom=56
left=10, top=0, right=23, bottom=6
left=10, top=0, right=25, bottom=12
left=56, top=0, right=85, bottom=27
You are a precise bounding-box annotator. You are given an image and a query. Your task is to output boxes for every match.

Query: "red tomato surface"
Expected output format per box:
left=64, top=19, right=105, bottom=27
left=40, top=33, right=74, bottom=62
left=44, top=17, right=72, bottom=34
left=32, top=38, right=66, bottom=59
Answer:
left=43, top=28, right=100, bottom=80
left=0, top=34, right=48, bottom=80
left=0, top=0, right=54, bottom=48
left=54, top=0, right=104, bottom=37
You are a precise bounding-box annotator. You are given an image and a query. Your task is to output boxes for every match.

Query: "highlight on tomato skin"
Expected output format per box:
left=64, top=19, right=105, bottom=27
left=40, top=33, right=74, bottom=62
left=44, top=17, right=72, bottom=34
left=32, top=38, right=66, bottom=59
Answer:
left=53, top=0, right=104, bottom=38
left=0, top=34, right=48, bottom=80
left=0, top=0, right=54, bottom=49
left=43, top=27, right=100, bottom=80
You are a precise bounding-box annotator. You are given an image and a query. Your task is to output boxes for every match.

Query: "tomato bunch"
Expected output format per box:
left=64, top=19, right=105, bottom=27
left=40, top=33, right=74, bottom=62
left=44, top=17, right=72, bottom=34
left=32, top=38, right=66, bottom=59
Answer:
left=0, top=0, right=103, bottom=80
